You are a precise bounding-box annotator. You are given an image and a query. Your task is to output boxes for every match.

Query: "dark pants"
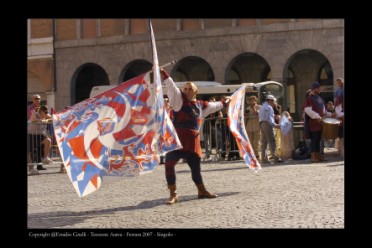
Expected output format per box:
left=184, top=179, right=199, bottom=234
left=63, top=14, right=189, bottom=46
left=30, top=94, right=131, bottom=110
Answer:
left=310, top=131, right=321, bottom=153
left=338, top=125, right=344, bottom=139
left=165, top=150, right=202, bottom=185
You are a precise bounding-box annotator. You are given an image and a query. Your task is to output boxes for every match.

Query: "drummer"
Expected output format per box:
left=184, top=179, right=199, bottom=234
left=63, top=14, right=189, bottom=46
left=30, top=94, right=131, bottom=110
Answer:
left=303, top=82, right=333, bottom=162
left=334, top=78, right=344, bottom=157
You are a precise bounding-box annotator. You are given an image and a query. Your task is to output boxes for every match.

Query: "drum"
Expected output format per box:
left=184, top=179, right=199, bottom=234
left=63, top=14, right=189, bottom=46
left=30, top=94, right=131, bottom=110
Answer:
left=322, top=118, right=340, bottom=140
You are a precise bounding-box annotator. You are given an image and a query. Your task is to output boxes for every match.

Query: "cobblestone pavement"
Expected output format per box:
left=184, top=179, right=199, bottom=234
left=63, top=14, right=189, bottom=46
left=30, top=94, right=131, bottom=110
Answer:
left=28, top=148, right=344, bottom=229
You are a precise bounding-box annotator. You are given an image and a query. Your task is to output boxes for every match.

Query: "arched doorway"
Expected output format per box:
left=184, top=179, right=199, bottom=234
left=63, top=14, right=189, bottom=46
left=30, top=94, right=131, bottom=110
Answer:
left=71, top=63, right=109, bottom=104
left=120, top=59, right=152, bottom=82
left=172, top=56, right=214, bottom=82
left=225, top=53, right=271, bottom=84
left=283, top=49, right=333, bottom=119
left=318, top=61, right=334, bottom=104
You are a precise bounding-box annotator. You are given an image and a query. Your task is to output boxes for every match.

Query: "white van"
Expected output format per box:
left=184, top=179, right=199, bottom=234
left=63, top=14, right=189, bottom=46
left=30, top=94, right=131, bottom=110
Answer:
left=89, top=81, right=225, bottom=98
left=90, top=85, right=119, bottom=98
left=90, top=81, right=283, bottom=105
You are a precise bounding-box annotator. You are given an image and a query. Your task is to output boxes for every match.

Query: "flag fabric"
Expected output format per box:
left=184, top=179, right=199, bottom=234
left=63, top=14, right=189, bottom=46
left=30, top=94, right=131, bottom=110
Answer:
left=148, top=21, right=177, bottom=154
left=227, top=84, right=261, bottom=171
left=52, top=23, right=182, bottom=197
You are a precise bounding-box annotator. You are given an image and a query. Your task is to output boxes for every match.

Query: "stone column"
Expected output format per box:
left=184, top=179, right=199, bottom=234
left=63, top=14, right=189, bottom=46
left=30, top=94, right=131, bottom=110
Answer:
left=214, top=67, right=226, bottom=84
left=45, top=91, right=55, bottom=110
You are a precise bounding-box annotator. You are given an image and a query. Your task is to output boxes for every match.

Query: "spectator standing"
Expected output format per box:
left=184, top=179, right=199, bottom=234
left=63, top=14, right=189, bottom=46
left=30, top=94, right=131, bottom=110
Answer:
left=27, top=94, right=41, bottom=121
left=326, top=101, right=335, bottom=114
left=273, top=101, right=282, bottom=159
left=28, top=105, right=53, bottom=171
left=27, top=94, right=42, bottom=175
left=245, top=95, right=261, bottom=159
left=323, top=101, right=336, bottom=149
left=203, top=97, right=223, bottom=161
left=259, top=95, right=281, bottom=163
left=334, top=78, right=344, bottom=157
left=164, top=98, right=174, bottom=120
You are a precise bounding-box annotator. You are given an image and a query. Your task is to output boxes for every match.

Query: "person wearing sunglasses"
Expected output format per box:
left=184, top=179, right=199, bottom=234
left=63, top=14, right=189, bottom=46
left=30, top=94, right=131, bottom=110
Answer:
left=28, top=105, right=53, bottom=173
left=27, top=94, right=41, bottom=121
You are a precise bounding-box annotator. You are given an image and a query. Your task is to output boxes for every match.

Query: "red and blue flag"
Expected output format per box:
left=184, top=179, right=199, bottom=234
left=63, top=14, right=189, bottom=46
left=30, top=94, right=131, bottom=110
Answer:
left=227, top=84, right=261, bottom=171
left=52, top=21, right=182, bottom=197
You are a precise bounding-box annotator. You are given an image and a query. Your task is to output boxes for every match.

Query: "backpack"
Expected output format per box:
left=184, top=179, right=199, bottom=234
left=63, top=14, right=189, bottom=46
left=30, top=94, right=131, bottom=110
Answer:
left=292, top=140, right=310, bottom=160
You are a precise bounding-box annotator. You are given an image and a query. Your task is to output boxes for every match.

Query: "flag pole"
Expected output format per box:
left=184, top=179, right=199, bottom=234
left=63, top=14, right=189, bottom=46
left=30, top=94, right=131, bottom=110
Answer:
left=160, top=59, right=177, bottom=68
left=149, top=20, right=160, bottom=85
left=147, top=59, right=177, bottom=73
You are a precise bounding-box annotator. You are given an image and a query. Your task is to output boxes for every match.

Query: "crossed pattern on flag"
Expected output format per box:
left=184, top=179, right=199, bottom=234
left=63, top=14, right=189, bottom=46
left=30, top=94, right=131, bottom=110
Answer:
left=53, top=72, right=182, bottom=197
left=227, top=84, right=261, bottom=171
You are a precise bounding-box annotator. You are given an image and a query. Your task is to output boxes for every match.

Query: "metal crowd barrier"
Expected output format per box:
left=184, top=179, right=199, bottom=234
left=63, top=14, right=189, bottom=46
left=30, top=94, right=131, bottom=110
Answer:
left=27, top=121, right=61, bottom=166
left=26, top=118, right=307, bottom=164
left=201, top=117, right=241, bottom=161
left=26, top=118, right=304, bottom=165
left=201, top=119, right=308, bottom=162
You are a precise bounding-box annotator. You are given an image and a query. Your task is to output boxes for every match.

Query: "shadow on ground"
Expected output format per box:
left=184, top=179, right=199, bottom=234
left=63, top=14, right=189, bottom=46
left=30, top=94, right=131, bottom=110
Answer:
left=28, top=192, right=240, bottom=228
left=177, top=155, right=344, bottom=173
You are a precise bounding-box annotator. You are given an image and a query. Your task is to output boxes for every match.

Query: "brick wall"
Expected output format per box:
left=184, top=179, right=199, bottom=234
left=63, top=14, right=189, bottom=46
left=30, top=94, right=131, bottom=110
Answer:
left=53, top=19, right=314, bottom=41
left=152, top=19, right=177, bottom=32
left=130, top=19, right=147, bottom=34
left=30, top=19, right=53, bottom=38
left=82, top=19, right=96, bottom=39
left=261, top=19, right=291, bottom=25
left=296, top=19, right=315, bottom=22
left=56, top=19, right=77, bottom=40
left=100, top=19, right=125, bottom=37
left=238, top=19, right=257, bottom=26
left=28, top=58, right=53, bottom=90
left=204, top=19, right=233, bottom=28
left=182, top=19, right=199, bottom=31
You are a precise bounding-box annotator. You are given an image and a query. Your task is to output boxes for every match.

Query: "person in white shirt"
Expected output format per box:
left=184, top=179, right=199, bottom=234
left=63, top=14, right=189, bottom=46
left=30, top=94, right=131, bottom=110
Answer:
left=258, top=95, right=281, bottom=163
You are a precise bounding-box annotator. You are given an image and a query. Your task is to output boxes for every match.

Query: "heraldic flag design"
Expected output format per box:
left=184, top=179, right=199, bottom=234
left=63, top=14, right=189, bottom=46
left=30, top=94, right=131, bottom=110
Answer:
left=52, top=22, right=182, bottom=197
left=227, top=84, right=261, bottom=171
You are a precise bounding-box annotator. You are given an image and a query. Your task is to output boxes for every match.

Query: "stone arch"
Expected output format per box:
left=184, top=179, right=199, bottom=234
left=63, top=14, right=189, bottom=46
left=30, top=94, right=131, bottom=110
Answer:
left=171, top=56, right=214, bottom=82
left=71, top=63, right=109, bottom=104
left=119, top=59, right=152, bottom=83
left=318, top=61, right=334, bottom=104
left=225, top=52, right=271, bottom=84
left=283, top=49, right=333, bottom=118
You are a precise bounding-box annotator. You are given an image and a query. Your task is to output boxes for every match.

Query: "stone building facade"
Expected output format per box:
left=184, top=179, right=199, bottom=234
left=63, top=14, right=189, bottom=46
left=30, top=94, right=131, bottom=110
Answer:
left=27, top=19, right=344, bottom=119
left=27, top=19, right=55, bottom=107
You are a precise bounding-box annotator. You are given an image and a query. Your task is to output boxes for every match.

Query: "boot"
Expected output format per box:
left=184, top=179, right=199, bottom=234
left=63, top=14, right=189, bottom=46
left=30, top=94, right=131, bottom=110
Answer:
left=196, top=183, right=218, bottom=199
left=319, top=154, right=328, bottom=161
left=310, top=152, right=320, bottom=162
left=166, top=184, right=178, bottom=205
